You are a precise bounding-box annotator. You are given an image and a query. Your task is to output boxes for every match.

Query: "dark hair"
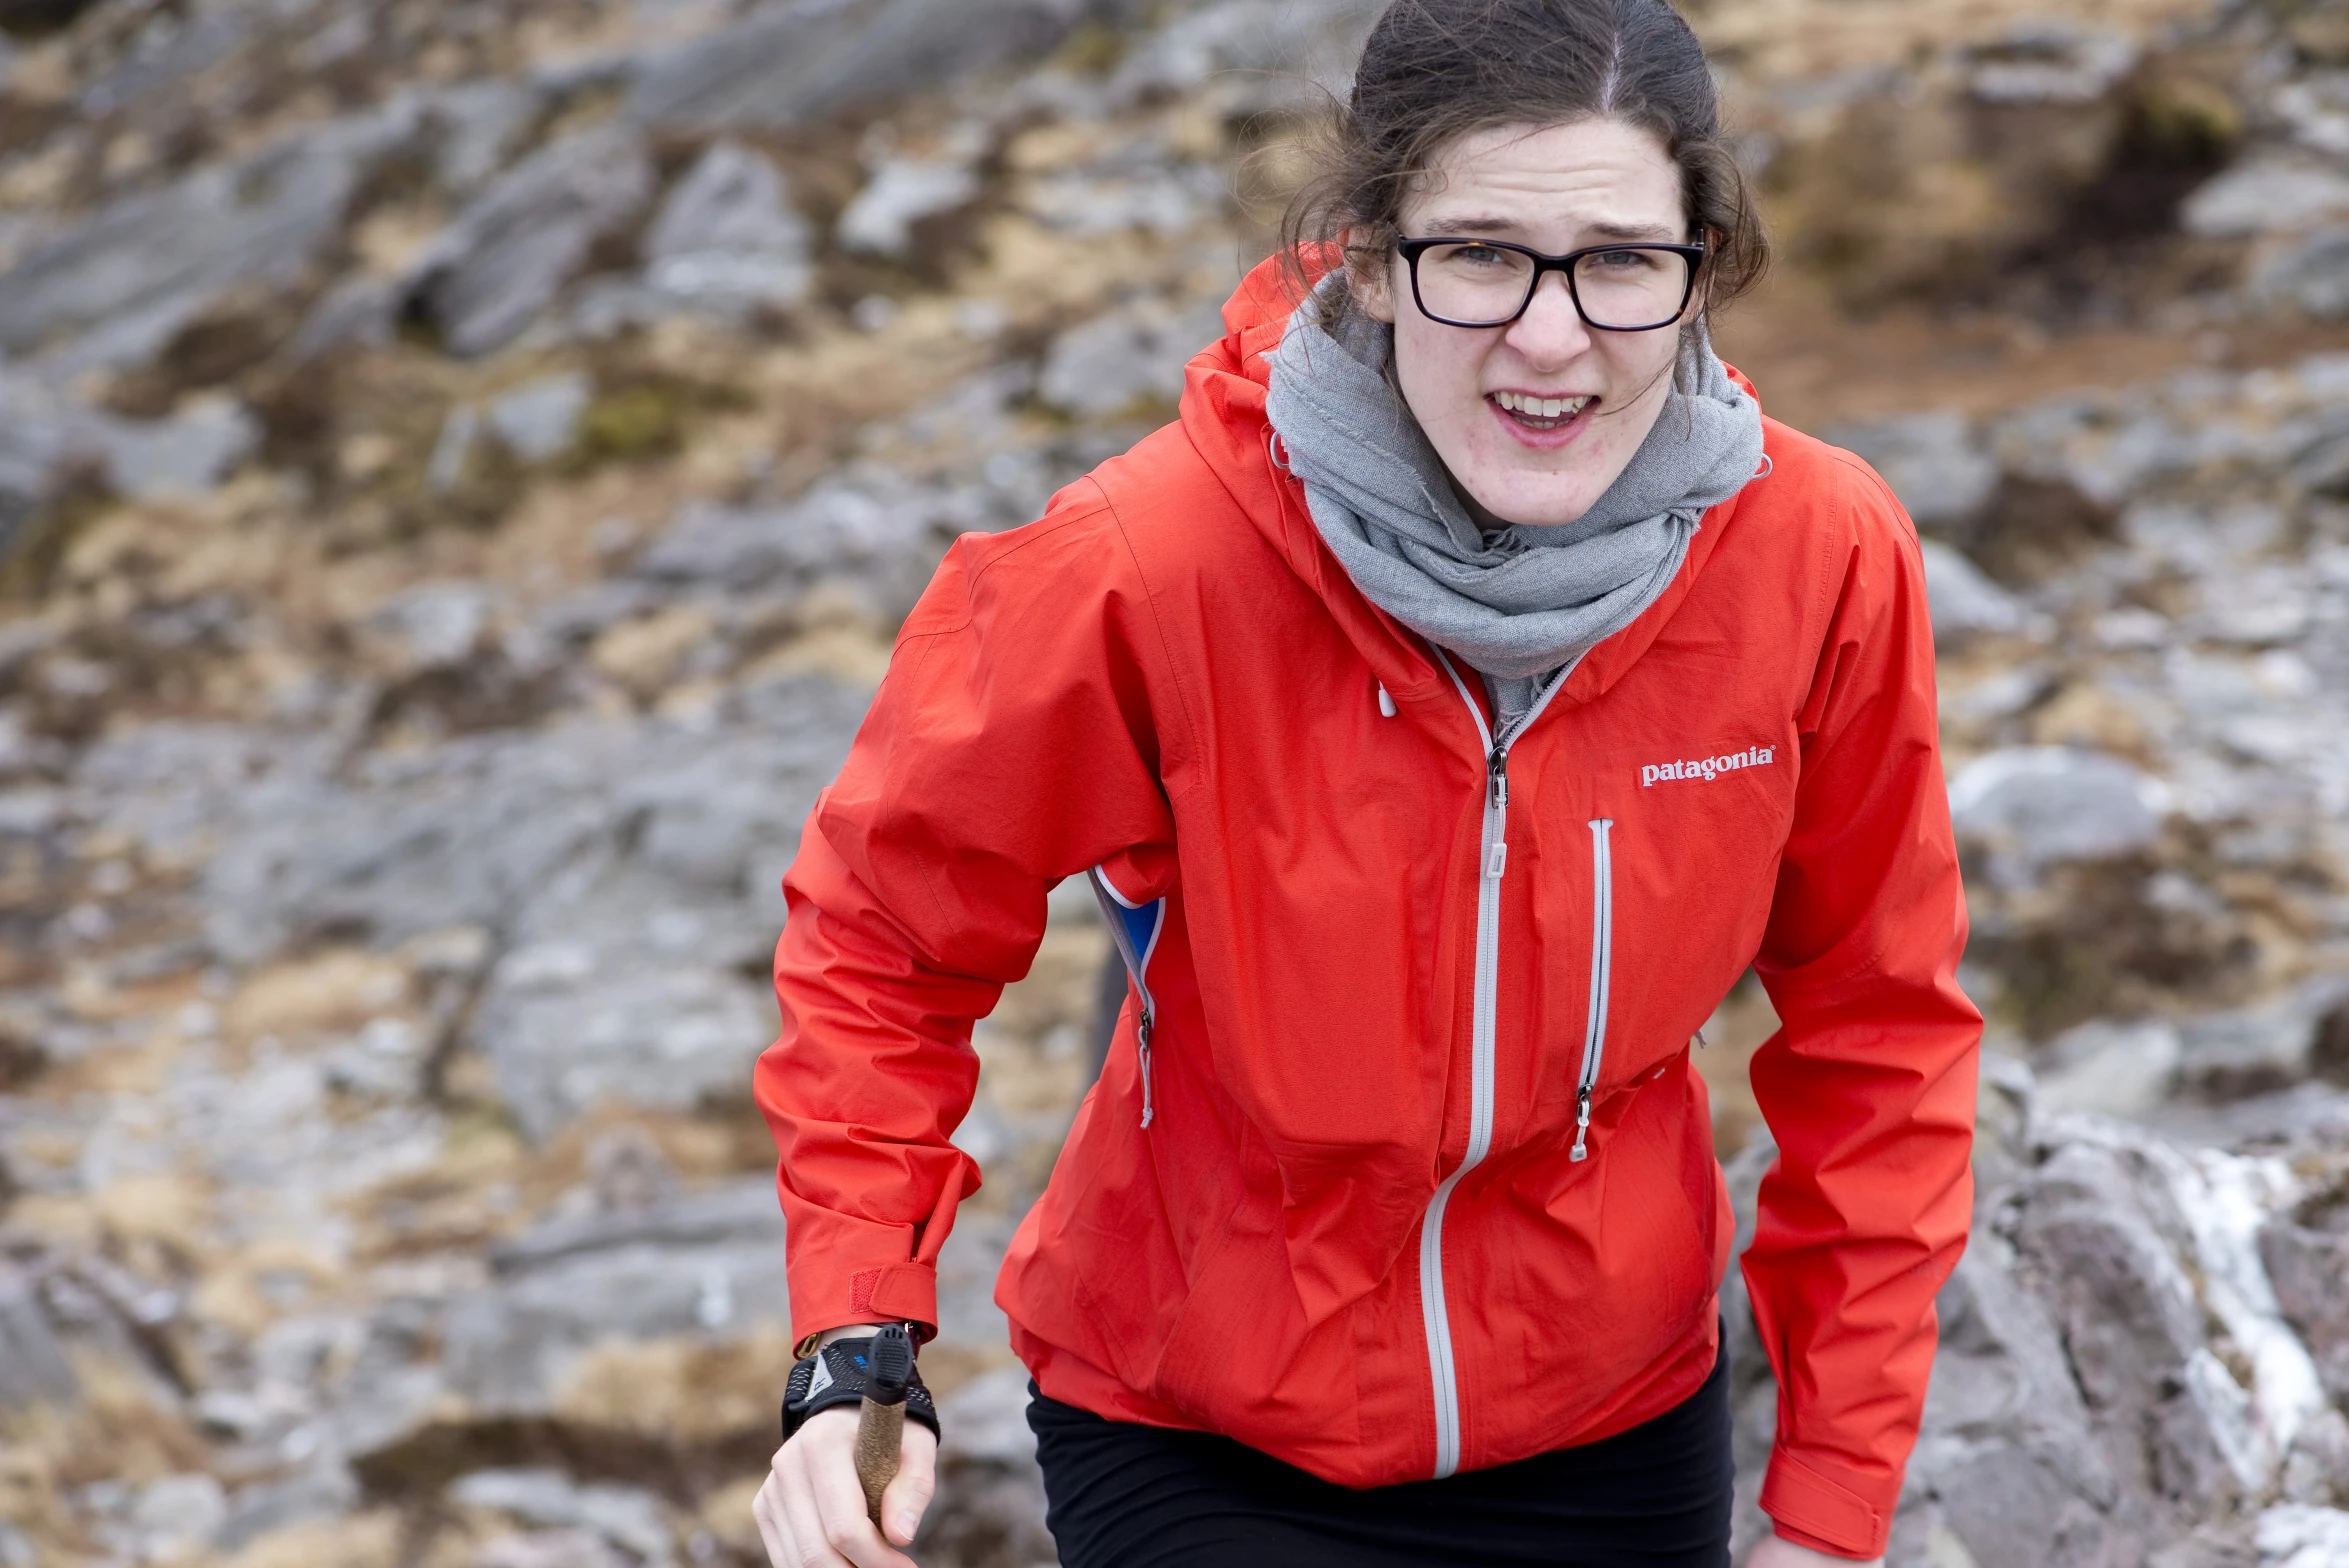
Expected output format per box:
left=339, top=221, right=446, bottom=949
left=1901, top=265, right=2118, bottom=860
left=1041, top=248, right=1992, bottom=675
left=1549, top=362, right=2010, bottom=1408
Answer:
left=1283, top=0, right=1768, bottom=330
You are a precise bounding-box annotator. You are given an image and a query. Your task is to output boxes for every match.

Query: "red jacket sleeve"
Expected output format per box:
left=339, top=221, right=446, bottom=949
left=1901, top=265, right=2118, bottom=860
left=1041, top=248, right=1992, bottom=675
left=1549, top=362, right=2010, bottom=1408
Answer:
left=755, top=487, right=1178, bottom=1344
left=1743, top=455, right=1982, bottom=1559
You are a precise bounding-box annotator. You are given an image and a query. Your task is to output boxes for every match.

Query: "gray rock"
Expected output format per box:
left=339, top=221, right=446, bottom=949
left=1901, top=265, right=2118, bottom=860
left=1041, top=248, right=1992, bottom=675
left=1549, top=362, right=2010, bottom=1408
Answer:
left=1730, top=1062, right=2335, bottom=1567
left=626, top=0, right=1086, bottom=133
left=1919, top=539, right=2042, bottom=645
left=1987, top=395, right=2163, bottom=509
left=471, top=711, right=863, bottom=1136
left=1940, top=664, right=2056, bottom=727
left=489, top=1181, right=784, bottom=1273
left=837, top=154, right=982, bottom=259
left=1827, top=411, right=2000, bottom=530
left=74, top=721, right=328, bottom=877
left=0, top=366, right=79, bottom=559
left=1946, top=747, right=2171, bottom=886
left=635, top=466, right=1011, bottom=616
left=473, top=933, right=774, bottom=1140
left=89, top=396, right=259, bottom=500
left=0, top=1261, right=78, bottom=1409
left=2253, top=1505, right=2349, bottom=1565
left=130, top=1474, right=227, bottom=1561
left=408, top=122, right=656, bottom=357
left=2014, top=1136, right=2241, bottom=1513
left=2261, top=1218, right=2349, bottom=1406
left=643, top=142, right=812, bottom=315
left=1962, top=23, right=2138, bottom=106
left=426, top=79, right=545, bottom=197
left=488, top=374, right=591, bottom=463
left=2257, top=228, right=2349, bottom=320
left=2179, top=995, right=2340, bottom=1102
left=191, top=684, right=864, bottom=1133
left=320, top=1185, right=793, bottom=1466
left=0, top=109, right=416, bottom=374
left=428, top=404, right=480, bottom=494
left=2038, top=1019, right=2184, bottom=1119
left=286, top=275, right=398, bottom=362
left=2282, top=1407, right=2349, bottom=1506
left=447, top=1470, right=674, bottom=1566
left=2183, top=160, right=2349, bottom=240
left=438, top=1182, right=791, bottom=1415
left=1023, top=167, right=1216, bottom=236
left=1037, top=296, right=1228, bottom=419
left=196, top=728, right=610, bottom=963
left=78, top=9, right=245, bottom=117
left=0, top=707, right=69, bottom=782
left=2021, top=1116, right=2331, bottom=1521
left=1904, top=1247, right=2123, bottom=1567
left=1106, top=0, right=1378, bottom=116
left=364, top=582, right=499, bottom=675
left=477, top=1531, right=630, bottom=1568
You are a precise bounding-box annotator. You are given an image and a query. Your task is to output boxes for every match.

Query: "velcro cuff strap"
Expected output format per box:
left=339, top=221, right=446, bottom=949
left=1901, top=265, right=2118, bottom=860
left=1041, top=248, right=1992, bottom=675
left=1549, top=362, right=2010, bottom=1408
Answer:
left=780, top=1336, right=941, bottom=1445
left=1760, top=1449, right=1887, bottom=1559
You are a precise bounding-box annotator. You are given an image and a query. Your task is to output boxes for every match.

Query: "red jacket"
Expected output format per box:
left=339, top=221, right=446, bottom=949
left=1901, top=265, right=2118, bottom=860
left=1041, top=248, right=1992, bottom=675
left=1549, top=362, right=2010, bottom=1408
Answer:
left=756, top=255, right=1980, bottom=1559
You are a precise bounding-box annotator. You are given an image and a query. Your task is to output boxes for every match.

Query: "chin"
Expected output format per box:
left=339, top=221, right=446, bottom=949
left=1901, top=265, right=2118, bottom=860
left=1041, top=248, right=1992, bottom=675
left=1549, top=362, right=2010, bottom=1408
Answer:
left=1476, top=474, right=1603, bottom=530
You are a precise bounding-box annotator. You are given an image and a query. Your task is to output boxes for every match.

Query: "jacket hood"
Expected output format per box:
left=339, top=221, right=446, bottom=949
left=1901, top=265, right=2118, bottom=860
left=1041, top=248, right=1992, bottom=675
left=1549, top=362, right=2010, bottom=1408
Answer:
left=1176, top=250, right=1766, bottom=718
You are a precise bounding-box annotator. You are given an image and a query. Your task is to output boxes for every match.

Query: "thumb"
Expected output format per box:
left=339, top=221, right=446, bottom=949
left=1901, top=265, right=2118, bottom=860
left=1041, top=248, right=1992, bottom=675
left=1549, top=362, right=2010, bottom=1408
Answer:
left=881, top=1427, right=937, bottom=1546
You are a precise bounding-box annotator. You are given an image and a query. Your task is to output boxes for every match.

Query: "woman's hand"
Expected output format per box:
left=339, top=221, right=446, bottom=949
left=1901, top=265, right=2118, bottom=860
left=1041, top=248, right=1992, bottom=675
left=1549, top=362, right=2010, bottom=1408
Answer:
left=1747, top=1531, right=1884, bottom=1568
left=752, top=1404, right=938, bottom=1567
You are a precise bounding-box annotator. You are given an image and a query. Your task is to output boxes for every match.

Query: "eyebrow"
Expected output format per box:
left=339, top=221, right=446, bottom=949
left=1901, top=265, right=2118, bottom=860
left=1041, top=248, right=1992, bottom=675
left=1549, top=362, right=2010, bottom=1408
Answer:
left=1417, top=216, right=1683, bottom=243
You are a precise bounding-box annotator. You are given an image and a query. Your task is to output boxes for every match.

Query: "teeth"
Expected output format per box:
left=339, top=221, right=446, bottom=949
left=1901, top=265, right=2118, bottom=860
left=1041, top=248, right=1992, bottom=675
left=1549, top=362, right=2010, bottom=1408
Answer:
left=1494, top=391, right=1590, bottom=419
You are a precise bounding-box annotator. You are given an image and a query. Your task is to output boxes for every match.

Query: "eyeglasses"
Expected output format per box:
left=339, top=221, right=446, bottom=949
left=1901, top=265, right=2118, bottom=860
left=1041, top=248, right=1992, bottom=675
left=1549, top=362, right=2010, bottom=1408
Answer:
left=1394, top=237, right=1706, bottom=331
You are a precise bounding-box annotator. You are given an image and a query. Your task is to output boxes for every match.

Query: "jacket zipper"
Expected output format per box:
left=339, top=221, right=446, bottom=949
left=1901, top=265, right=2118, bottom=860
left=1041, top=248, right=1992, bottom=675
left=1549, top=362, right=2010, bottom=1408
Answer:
left=1422, top=652, right=1573, bottom=1478
left=1575, top=817, right=1614, bottom=1161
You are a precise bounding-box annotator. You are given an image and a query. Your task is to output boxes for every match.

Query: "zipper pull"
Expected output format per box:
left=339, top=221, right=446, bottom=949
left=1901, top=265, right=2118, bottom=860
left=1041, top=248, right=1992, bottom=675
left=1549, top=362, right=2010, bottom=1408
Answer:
left=1138, top=1009, right=1155, bottom=1128
left=1485, top=749, right=1510, bottom=878
left=1570, top=1087, right=1592, bottom=1162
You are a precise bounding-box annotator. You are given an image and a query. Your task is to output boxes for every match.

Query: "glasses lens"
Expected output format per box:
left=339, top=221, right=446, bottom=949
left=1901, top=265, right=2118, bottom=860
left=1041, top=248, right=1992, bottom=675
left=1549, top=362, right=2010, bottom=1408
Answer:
left=1573, top=247, right=1691, bottom=330
left=1413, top=242, right=1537, bottom=326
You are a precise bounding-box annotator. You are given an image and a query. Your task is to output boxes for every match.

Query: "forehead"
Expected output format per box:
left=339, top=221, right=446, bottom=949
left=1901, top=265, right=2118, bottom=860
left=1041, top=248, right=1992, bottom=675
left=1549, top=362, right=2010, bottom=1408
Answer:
left=1400, top=119, right=1684, bottom=239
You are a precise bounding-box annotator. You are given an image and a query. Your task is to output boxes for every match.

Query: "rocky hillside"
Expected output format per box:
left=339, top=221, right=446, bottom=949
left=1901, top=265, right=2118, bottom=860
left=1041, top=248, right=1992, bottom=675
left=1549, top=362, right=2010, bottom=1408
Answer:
left=2, top=0, right=2349, bottom=1565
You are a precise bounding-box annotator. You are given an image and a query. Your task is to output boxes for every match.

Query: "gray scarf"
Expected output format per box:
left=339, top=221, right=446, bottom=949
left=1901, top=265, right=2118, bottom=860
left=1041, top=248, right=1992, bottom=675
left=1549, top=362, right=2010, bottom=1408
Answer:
left=1263, top=280, right=1765, bottom=685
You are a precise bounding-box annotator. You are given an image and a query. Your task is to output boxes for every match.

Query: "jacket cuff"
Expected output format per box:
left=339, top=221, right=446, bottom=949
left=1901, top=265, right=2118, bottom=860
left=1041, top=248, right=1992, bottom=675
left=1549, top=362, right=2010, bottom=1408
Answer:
left=1760, top=1448, right=1890, bottom=1559
left=789, top=1260, right=938, bottom=1346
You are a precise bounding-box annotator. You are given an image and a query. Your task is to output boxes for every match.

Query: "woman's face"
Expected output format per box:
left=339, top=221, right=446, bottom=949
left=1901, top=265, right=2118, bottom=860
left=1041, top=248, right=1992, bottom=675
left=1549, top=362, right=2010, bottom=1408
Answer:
left=1354, top=119, right=1695, bottom=530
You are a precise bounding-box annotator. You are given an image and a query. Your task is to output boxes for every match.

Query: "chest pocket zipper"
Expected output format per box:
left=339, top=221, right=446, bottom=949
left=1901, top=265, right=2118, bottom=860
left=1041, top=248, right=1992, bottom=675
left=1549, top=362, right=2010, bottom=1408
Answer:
left=1088, top=866, right=1168, bottom=1128
left=1573, top=818, right=1615, bottom=1162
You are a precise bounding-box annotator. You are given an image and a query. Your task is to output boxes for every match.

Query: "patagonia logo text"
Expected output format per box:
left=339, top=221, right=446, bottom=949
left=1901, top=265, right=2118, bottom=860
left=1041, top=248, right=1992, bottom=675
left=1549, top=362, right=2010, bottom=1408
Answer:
left=1642, top=747, right=1775, bottom=787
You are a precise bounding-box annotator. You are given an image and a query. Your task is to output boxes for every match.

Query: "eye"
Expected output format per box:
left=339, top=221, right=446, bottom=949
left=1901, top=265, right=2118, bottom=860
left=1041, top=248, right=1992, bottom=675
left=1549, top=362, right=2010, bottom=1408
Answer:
left=1446, top=243, right=1512, bottom=268
left=1588, top=248, right=1660, bottom=271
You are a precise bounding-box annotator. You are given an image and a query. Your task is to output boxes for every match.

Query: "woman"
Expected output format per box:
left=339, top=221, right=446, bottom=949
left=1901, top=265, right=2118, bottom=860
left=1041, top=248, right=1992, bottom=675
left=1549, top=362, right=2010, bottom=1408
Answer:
left=751, top=1, right=1980, bottom=1564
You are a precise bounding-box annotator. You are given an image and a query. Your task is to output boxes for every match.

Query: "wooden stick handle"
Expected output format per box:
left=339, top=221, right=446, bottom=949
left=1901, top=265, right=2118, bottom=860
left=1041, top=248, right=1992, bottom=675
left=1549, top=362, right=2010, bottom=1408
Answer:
left=854, top=1396, right=905, bottom=1529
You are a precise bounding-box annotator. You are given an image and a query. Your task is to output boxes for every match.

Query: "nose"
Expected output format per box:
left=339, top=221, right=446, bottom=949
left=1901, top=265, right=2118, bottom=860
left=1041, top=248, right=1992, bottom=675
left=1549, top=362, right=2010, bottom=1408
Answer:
left=1503, top=270, right=1594, bottom=366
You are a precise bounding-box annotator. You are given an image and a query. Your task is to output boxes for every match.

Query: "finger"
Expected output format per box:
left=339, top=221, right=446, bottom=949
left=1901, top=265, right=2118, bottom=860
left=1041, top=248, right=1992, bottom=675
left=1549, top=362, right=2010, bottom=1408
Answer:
left=779, top=1445, right=873, bottom=1568
left=880, top=1425, right=939, bottom=1547
left=808, top=1427, right=907, bottom=1568
left=751, top=1475, right=796, bottom=1568
left=776, top=1452, right=852, bottom=1568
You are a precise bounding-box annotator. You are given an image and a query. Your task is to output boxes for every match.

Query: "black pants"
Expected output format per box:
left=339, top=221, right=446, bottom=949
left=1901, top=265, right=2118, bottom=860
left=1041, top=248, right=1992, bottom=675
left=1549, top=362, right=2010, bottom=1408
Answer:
left=1029, top=1343, right=1733, bottom=1567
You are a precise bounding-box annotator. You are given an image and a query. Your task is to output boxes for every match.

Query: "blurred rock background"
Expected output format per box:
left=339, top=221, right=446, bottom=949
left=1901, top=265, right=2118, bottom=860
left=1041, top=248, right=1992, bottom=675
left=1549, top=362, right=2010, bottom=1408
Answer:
left=1, top=0, right=2349, bottom=1563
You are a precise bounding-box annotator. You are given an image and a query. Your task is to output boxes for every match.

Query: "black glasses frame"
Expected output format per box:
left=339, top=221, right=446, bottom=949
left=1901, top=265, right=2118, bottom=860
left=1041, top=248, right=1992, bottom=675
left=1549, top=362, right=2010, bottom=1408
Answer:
left=1394, top=237, right=1708, bottom=331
